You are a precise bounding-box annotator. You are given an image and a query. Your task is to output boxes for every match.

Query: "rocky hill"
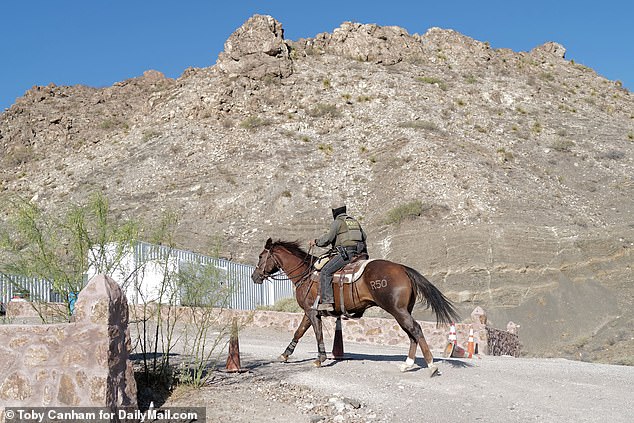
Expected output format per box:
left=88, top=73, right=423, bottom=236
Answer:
left=1, top=15, right=632, bottom=363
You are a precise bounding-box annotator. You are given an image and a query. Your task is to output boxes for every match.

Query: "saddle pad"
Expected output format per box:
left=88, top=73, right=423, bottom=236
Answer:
left=333, top=259, right=377, bottom=284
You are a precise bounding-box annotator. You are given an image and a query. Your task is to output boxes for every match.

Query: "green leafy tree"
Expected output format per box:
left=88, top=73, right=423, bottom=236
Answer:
left=0, top=193, right=138, bottom=321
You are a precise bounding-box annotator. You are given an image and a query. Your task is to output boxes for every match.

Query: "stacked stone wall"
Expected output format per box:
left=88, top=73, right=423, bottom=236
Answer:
left=486, top=326, right=521, bottom=357
left=125, top=305, right=517, bottom=356
left=234, top=309, right=491, bottom=354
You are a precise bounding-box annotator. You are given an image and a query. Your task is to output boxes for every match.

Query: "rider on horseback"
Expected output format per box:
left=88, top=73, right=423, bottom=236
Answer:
left=309, top=205, right=367, bottom=311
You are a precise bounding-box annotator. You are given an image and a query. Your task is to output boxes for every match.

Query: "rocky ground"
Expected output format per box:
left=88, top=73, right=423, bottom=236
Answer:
left=157, top=326, right=634, bottom=423
left=1, top=15, right=633, bottom=364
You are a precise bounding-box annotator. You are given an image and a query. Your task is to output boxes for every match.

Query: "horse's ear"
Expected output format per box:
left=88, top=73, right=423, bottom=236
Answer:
left=265, top=237, right=273, bottom=248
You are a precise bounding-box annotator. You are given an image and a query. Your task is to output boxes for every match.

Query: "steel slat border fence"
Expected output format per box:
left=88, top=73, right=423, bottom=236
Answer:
left=1, top=241, right=294, bottom=311
left=133, top=241, right=294, bottom=310
left=0, top=274, right=58, bottom=307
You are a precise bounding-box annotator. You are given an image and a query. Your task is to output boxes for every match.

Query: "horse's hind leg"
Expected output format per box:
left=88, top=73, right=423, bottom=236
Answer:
left=400, top=337, right=419, bottom=372
left=280, top=313, right=312, bottom=362
left=416, top=332, right=439, bottom=377
left=392, top=312, right=439, bottom=377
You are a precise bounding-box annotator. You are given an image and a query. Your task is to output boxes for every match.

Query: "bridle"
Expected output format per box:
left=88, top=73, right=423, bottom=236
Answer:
left=255, top=248, right=281, bottom=280
left=255, top=246, right=315, bottom=287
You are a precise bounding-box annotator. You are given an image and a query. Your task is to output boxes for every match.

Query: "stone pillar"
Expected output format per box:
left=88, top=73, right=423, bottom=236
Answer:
left=73, top=274, right=137, bottom=408
left=0, top=274, right=137, bottom=411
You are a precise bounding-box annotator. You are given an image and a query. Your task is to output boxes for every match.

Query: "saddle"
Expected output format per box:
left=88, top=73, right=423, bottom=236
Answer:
left=311, top=257, right=375, bottom=317
left=311, top=258, right=376, bottom=284
left=334, top=258, right=376, bottom=283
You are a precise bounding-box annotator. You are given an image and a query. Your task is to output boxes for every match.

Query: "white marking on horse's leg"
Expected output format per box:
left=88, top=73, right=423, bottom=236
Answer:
left=399, top=357, right=417, bottom=372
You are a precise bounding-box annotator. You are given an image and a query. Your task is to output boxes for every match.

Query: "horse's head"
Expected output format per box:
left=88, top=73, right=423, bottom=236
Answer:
left=251, top=238, right=280, bottom=284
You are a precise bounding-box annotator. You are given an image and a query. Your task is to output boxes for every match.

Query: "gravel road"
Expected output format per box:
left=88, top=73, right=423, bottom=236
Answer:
left=165, top=326, right=634, bottom=423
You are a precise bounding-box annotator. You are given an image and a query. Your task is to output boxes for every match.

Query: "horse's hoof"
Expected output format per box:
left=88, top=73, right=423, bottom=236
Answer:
left=279, top=354, right=289, bottom=363
left=312, top=354, right=327, bottom=367
left=428, top=365, right=440, bottom=378
left=399, top=363, right=417, bottom=372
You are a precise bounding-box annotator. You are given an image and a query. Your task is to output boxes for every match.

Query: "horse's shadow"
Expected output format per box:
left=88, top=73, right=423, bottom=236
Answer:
left=328, top=352, right=407, bottom=363
left=433, top=357, right=474, bottom=369
left=294, top=352, right=475, bottom=370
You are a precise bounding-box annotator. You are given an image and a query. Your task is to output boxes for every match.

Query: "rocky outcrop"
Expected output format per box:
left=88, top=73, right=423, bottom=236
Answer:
left=0, top=275, right=137, bottom=410
left=420, top=27, right=496, bottom=65
left=0, top=70, right=174, bottom=159
left=301, top=21, right=425, bottom=64
left=216, top=14, right=293, bottom=79
left=531, top=41, right=566, bottom=59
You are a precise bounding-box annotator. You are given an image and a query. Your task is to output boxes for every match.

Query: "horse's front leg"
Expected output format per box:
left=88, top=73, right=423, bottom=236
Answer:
left=306, top=310, right=327, bottom=366
left=279, top=313, right=312, bottom=362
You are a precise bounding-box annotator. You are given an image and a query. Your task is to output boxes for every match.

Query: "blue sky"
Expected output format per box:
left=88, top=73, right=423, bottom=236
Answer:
left=1, top=0, right=632, bottom=112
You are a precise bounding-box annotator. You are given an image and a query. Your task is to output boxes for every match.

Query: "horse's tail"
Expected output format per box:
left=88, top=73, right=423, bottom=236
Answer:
left=404, top=265, right=460, bottom=326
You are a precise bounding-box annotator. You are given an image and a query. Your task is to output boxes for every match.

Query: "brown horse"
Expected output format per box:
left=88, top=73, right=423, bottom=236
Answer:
left=251, top=238, right=460, bottom=377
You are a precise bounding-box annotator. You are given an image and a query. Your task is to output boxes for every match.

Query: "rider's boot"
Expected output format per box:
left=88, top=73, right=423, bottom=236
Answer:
left=316, top=274, right=334, bottom=311
left=317, top=289, right=334, bottom=311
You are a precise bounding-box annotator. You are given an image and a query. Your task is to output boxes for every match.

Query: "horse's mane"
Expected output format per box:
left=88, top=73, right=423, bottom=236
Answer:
left=271, top=240, right=314, bottom=261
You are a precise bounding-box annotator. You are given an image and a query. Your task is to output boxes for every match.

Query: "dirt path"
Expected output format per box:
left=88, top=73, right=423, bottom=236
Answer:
left=160, top=326, right=634, bottom=422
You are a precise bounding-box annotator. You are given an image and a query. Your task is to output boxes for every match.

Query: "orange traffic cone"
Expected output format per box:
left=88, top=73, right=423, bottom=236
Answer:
left=225, top=318, right=244, bottom=373
left=443, top=323, right=458, bottom=358
left=467, top=327, right=475, bottom=358
left=332, top=317, right=345, bottom=360
left=451, top=343, right=469, bottom=358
